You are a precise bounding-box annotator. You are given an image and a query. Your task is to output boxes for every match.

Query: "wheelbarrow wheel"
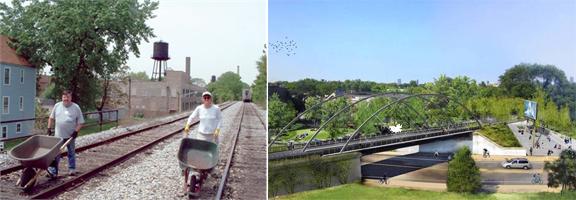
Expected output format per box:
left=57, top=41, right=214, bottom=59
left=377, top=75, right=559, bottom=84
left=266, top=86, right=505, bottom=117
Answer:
left=188, top=175, right=199, bottom=199
left=20, top=167, right=36, bottom=192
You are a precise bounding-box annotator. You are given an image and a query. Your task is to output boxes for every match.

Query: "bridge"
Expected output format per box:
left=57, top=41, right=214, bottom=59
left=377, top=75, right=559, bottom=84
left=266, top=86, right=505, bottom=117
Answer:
left=268, top=92, right=484, bottom=160
left=269, top=122, right=479, bottom=160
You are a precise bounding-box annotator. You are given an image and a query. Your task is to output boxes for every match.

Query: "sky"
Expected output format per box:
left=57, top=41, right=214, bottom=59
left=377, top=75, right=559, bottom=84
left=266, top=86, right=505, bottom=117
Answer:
left=128, top=0, right=266, bottom=85
left=269, top=0, right=576, bottom=84
left=1, top=0, right=267, bottom=85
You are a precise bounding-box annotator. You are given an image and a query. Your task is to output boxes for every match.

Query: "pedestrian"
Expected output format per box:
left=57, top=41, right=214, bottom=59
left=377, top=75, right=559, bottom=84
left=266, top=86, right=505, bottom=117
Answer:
left=383, top=174, right=389, bottom=185
left=182, top=91, right=222, bottom=194
left=529, top=147, right=533, bottom=156
left=183, top=91, right=222, bottom=142
left=46, top=90, right=84, bottom=178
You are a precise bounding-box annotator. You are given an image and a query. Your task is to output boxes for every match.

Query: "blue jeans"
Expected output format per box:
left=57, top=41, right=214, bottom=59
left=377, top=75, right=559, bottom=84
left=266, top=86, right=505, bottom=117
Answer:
left=48, top=138, right=75, bottom=175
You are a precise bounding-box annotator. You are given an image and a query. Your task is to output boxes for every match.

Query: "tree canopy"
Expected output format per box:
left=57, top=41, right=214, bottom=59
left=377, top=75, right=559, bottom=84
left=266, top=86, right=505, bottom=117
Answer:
left=206, top=71, right=248, bottom=103
left=0, top=0, right=158, bottom=111
left=252, top=53, right=267, bottom=106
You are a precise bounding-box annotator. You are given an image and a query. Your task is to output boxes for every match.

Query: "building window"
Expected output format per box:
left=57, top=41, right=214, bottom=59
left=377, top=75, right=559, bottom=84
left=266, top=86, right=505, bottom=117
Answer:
left=19, top=96, right=23, bottom=111
left=2, top=96, right=8, bottom=114
left=3, top=67, right=10, bottom=85
left=1, top=126, right=6, bottom=138
left=16, top=123, right=21, bottom=133
left=20, top=69, right=24, bottom=84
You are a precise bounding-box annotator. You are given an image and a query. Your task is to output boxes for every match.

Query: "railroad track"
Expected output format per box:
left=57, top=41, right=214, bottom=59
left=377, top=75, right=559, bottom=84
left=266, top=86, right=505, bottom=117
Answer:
left=215, top=102, right=267, bottom=200
left=0, top=102, right=236, bottom=199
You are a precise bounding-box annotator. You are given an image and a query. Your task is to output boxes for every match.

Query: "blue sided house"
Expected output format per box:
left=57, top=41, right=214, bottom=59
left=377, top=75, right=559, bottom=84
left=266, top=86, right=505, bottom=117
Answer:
left=0, top=35, right=36, bottom=140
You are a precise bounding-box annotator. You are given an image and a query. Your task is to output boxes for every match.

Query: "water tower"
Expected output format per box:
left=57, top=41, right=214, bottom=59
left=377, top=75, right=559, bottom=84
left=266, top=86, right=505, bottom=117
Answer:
left=151, top=41, right=170, bottom=81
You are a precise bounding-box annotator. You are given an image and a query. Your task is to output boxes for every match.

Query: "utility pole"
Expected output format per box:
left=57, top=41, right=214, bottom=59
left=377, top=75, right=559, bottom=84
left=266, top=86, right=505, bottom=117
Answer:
left=128, top=77, right=132, bottom=116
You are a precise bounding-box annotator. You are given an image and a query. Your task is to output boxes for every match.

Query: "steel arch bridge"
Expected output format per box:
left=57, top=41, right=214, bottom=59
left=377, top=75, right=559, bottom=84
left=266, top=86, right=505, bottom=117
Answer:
left=268, top=92, right=482, bottom=155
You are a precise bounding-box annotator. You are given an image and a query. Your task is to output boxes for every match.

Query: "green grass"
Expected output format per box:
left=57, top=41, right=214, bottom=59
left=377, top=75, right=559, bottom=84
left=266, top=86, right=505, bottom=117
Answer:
left=275, top=183, right=576, bottom=200
left=2, top=121, right=117, bottom=151
left=280, top=128, right=354, bottom=142
left=477, top=124, right=522, bottom=147
left=4, top=137, right=27, bottom=150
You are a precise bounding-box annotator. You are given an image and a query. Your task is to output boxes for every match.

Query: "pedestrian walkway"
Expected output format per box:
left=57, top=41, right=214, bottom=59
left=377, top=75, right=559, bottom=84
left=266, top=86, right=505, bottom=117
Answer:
left=508, top=121, right=573, bottom=156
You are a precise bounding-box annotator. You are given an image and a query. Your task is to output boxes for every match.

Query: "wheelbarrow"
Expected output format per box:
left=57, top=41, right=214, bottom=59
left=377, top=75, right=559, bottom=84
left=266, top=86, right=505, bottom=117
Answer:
left=8, top=135, right=73, bottom=191
left=177, top=138, right=219, bottom=198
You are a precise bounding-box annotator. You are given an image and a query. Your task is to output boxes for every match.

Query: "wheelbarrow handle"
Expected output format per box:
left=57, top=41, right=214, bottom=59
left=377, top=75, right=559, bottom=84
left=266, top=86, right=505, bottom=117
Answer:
left=60, top=137, right=74, bottom=151
left=24, top=169, right=44, bottom=188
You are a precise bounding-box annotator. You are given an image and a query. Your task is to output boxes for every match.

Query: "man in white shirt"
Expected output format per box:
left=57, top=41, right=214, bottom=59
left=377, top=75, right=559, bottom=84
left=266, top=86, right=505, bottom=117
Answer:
left=47, top=90, right=84, bottom=178
left=184, top=91, right=222, bottom=143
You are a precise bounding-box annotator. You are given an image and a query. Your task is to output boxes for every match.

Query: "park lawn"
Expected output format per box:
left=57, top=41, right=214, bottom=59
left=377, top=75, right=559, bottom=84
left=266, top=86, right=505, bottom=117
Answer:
left=282, top=128, right=354, bottom=142
left=477, top=124, right=522, bottom=147
left=275, top=183, right=576, bottom=200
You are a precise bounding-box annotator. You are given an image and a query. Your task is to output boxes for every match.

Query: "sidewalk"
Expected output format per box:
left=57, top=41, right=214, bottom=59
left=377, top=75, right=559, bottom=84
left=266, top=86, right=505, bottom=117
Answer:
left=471, top=155, right=559, bottom=162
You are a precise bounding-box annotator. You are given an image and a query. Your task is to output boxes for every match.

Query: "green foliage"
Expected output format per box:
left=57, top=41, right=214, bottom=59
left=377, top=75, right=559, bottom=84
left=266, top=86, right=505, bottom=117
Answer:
left=545, top=149, right=576, bottom=192
left=447, top=146, right=481, bottom=193
left=308, top=157, right=333, bottom=189
left=499, top=63, right=576, bottom=120
left=252, top=54, right=267, bottom=106
left=476, top=124, right=522, bottom=147
left=353, top=97, right=390, bottom=134
left=321, top=97, right=351, bottom=140
left=532, top=88, right=574, bottom=134
left=268, top=93, right=297, bottom=132
left=303, top=96, right=322, bottom=126
left=206, top=71, right=247, bottom=103
left=128, top=71, right=150, bottom=81
left=268, top=153, right=358, bottom=197
left=332, top=160, right=352, bottom=184
left=0, top=0, right=158, bottom=111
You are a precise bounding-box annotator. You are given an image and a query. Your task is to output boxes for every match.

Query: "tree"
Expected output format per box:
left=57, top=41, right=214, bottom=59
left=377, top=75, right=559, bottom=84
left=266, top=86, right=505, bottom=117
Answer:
left=252, top=53, right=267, bottom=106
left=545, top=149, right=576, bottom=193
left=268, top=93, right=296, bottom=133
left=499, top=63, right=576, bottom=120
left=206, top=71, right=246, bottom=103
left=303, top=96, right=322, bottom=127
left=353, top=97, right=390, bottom=135
left=321, top=97, right=350, bottom=140
left=129, top=71, right=150, bottom=81
left=447, top=146, right=481, bottom=193
left=0, top=0, right=158, bottom=111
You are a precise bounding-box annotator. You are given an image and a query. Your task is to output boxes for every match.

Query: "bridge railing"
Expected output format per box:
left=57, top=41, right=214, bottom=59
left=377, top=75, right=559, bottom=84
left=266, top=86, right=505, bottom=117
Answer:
left=279, top=122, right=480, bottom=152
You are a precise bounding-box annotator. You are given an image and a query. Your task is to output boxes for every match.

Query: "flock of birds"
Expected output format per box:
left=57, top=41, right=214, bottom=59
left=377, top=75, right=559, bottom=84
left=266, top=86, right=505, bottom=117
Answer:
left=270, top=36, right=298, bottom=56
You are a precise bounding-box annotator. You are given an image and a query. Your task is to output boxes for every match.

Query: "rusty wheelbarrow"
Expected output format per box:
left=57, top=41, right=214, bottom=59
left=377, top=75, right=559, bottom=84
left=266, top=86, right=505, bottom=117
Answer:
left=178, top=138, right=219, bottom=198
left=8, top=135, right=72, bottom=191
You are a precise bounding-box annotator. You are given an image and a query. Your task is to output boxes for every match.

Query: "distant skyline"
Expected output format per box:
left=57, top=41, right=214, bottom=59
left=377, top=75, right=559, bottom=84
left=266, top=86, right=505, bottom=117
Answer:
left=269, top=0, right=576, bottom=84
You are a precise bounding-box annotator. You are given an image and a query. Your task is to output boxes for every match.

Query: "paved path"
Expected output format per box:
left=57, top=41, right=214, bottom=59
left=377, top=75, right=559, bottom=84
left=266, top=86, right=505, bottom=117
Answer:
left=508, top=121, right=574, bottom=156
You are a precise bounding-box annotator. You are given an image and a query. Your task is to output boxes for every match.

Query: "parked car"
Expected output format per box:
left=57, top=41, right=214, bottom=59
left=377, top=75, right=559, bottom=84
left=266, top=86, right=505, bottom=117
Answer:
left=501, top=158, right=532, bottom=170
